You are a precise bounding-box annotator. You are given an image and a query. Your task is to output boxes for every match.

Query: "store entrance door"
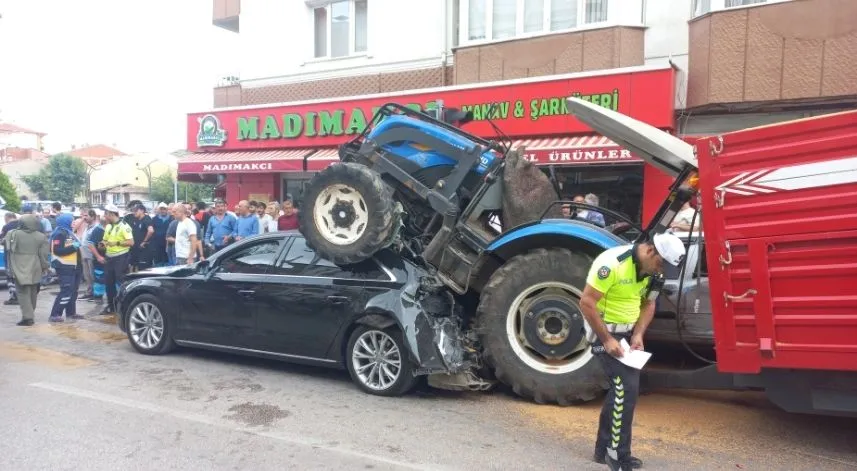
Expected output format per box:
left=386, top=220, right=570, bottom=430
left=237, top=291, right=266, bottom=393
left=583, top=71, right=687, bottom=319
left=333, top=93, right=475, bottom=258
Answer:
left=548, top=164, right=645, bottom=224
left=280, top=174, right=313, bottom=208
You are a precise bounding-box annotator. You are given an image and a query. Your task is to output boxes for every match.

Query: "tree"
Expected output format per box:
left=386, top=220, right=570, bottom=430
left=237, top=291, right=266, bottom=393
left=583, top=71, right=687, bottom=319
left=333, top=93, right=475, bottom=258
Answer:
left=21, top=153, right=88, bottom=203
left=0, top=170, right=21, bottom=212
left=150, top=173, right=214, bottom=204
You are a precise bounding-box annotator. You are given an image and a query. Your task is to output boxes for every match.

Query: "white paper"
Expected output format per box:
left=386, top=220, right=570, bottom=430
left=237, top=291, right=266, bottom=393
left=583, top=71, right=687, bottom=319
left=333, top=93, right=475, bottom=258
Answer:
left=617, top=338, right=652, bottom=370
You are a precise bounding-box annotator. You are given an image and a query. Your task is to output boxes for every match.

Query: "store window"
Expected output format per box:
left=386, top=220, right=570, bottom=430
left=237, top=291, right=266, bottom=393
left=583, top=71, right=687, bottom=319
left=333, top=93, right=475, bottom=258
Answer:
left=313, top=0, right=368, bottom=59
left=548, top=164, right=644, bottom=224
left=691, top=0, right=787, bottom=18
left=463, top=0, right=609, bottom=43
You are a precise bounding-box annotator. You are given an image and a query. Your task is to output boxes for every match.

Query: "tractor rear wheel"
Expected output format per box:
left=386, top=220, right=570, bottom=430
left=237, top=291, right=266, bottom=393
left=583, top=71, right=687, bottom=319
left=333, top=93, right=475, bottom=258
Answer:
left=300, top=163, right=396, bottom=265
left=477, top=248, right=608, bottom=405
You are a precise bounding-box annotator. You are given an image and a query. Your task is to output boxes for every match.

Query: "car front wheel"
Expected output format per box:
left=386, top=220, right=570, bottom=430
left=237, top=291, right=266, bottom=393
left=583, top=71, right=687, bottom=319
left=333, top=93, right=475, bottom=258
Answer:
left=345, top=326, right=418, bottom=397
left=125, top=294, right=175, bottom=355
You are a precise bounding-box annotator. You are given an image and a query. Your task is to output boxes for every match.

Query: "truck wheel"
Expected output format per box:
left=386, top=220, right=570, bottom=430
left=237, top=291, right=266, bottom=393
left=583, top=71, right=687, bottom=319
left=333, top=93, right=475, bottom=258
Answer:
left=477, top=248, right=607, bottom=405
left=300, top=163, right=396, bottom=265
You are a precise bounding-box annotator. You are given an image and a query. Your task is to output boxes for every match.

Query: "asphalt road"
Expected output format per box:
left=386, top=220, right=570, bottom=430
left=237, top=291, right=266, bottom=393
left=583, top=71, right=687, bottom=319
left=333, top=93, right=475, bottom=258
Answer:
left=0, top=289, right=855, bottom=471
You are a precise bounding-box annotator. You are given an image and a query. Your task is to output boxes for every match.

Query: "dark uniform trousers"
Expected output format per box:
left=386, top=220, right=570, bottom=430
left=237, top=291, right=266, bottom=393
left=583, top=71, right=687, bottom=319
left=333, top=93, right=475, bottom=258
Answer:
left=105, top=252, right=130, bottom=311
left=50, top=264, right=81, bottom=318
left=592, top=332, right=640, bottom=467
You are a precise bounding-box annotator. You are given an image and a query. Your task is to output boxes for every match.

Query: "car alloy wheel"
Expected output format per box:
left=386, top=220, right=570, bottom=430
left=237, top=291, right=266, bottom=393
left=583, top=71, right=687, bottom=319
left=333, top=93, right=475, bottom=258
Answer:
left=351, top=329, right=402, bottom=391
left=128, top=301, right=165, bottom=350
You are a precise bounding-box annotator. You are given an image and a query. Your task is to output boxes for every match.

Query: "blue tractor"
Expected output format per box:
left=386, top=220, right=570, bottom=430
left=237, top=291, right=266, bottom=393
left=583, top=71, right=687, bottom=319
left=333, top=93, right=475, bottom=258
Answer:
left=299, top=99, right=698, bottom=404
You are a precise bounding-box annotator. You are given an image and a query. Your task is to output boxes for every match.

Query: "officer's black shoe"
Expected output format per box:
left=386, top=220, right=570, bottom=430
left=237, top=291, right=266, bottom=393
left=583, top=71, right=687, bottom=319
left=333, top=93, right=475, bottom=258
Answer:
left=595, top=451, right=642, bottom=469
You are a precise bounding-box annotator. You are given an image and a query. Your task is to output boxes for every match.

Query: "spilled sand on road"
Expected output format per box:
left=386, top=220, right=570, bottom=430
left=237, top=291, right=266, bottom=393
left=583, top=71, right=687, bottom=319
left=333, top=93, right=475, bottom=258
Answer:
left=0, top=341, right=97, bottom=369
left=28, top=323, right=126, bottom=343
left=514, top=390, right=857, bottom=470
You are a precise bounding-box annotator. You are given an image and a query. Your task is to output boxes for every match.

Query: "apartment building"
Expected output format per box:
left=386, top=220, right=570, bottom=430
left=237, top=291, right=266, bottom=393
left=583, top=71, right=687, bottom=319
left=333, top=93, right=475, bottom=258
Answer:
left=185, top=0, right=857, bottom=223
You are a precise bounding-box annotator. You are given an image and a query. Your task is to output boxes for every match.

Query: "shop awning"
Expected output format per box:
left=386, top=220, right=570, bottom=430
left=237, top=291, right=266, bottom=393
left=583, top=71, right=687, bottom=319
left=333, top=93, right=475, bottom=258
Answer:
left=177, top=149, right=314, bottom=174
left=305, top=148, right=341, bottom=171
left=512, top=135, right=642, bottom=166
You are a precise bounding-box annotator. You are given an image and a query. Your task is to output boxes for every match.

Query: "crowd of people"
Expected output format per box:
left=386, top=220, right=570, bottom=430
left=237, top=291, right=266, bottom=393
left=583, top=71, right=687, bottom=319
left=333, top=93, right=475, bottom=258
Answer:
left=1, top=197, right=301, bottom=326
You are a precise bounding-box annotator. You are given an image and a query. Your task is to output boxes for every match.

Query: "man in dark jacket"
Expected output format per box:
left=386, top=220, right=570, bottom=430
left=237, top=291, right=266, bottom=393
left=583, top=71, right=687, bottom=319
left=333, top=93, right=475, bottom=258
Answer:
left=6, top=215, right=51, bottom=325
left=48, top=213, right=84, bottom=322
left=151, top=203, right=173, bottom=267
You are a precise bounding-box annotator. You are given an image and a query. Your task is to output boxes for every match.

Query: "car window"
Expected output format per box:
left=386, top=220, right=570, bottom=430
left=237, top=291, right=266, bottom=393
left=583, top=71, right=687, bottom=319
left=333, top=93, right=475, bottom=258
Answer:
left=276, top=237, right=389, bottom=280
left=693, top=243, right=708, bottom=278
left=661, top=239, right=707, bottom=280
left=219, top=240, right=282, bottom=274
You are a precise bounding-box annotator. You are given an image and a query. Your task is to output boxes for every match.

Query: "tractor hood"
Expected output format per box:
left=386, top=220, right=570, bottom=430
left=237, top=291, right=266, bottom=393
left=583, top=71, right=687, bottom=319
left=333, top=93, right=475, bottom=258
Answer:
left=566, top=97, right=698, bottom=176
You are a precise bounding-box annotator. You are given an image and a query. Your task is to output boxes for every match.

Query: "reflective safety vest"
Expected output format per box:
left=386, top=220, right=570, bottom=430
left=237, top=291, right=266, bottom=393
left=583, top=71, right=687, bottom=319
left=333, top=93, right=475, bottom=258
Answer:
left=50, top=231, right=79, bottom=266
left=103, top=221, right=133, bottom=257
left=585, top=244, right=651, bottom=324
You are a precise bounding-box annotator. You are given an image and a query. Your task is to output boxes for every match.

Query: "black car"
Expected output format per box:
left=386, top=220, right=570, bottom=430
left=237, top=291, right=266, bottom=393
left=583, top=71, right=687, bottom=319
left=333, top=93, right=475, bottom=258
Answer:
left=116, top=231, right=481, bottom=397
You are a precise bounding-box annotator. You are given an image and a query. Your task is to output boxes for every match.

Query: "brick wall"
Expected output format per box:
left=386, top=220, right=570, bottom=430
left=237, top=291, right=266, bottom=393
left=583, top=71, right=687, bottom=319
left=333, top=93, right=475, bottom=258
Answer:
left=453, top=26, right=645, bottom=84
left=688, top=0, right=857, bottom=109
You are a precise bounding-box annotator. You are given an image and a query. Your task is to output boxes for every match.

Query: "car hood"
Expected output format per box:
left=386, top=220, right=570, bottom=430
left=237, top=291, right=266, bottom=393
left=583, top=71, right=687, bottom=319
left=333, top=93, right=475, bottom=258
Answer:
left=565, top=97, right=698, bottom=176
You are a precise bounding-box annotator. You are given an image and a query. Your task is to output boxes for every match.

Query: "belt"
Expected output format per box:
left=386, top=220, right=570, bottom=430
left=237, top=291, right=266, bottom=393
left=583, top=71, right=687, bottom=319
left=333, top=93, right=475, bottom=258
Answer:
left=605, top=322, right=635, bottom=334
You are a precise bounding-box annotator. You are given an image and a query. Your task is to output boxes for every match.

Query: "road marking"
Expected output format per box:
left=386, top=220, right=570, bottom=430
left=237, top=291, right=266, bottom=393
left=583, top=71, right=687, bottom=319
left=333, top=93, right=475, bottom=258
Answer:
left=0, top=342, right=97, bottom=369
left=30, top=382, right=449, bottom=471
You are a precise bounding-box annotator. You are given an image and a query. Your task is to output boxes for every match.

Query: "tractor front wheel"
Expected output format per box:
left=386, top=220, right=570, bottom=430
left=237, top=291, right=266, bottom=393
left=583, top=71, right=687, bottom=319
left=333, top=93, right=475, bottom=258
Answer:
left=300, top=163, right=396, bottom=265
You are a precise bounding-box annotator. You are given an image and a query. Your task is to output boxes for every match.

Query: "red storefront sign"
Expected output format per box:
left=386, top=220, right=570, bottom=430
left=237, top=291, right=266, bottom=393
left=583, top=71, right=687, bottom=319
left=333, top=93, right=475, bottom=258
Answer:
left=187, top=66, right=676, bottom=153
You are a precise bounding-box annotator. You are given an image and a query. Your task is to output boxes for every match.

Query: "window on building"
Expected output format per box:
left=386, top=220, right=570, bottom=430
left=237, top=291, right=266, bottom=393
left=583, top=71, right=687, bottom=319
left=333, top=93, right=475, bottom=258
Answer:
left=692, top=0, right=785, bottom=18
left=463, top=0, right=609, bottom=44
left=313, top=0, right=368, bottom=59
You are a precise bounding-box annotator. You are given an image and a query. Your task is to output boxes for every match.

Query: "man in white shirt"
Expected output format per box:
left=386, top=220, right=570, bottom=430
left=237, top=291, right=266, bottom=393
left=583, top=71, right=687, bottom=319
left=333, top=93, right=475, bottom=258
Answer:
left=256, top=201, right=272, bottom=235
left=174, top=205, right=200, bottom=265
left=670, top=201, right=701, bottom=232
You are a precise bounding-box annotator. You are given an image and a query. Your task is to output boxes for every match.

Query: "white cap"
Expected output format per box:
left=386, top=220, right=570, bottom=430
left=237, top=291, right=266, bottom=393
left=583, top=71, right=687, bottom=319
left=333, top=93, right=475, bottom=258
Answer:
left=104, top=203, right=120, bottom=214
left=653, top=232, right=686, bottom=266
left=157, top=202, right=168, bottom=209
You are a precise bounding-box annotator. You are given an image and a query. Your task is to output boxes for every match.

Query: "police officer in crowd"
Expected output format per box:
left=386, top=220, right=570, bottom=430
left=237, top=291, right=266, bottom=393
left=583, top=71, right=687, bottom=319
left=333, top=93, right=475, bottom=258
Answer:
left=99, top=204, right=134, bottom=316
left=48, top=213, right=84, bottom=322
left=580, top=232, right=686, bottom=471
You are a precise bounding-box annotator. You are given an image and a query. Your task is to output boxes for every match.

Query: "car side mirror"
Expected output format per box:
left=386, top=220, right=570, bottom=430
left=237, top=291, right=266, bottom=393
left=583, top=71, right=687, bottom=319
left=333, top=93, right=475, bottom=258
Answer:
left=201, top=261, right=218, bottom=281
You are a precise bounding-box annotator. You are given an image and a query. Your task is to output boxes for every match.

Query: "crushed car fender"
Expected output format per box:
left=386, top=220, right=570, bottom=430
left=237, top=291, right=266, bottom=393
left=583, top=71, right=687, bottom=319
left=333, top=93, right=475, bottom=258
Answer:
left=364, top=274, right=470, bottom=375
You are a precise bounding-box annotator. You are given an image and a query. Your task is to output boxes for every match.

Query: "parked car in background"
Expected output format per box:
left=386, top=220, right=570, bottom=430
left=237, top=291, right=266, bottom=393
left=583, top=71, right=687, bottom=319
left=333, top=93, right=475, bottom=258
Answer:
left=646, top=231, right=713, bottom=347
left=0, top=209, right=21, bottom=285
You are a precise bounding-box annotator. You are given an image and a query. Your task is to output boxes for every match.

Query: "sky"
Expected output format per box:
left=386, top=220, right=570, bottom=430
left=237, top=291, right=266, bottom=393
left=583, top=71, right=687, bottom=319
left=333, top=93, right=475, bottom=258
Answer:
left=0, top=0, right=239, bottom=154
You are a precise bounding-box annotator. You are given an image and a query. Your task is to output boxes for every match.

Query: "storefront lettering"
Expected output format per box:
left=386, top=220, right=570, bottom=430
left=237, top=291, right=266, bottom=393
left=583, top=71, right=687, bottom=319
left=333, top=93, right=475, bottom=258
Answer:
left=201, top=162, right=274, bottom=172
left=233, top=89, right=620, bottom=142
left=529, top=89, right=620, bottom=122
left=522, top=148, right=634, bottom=163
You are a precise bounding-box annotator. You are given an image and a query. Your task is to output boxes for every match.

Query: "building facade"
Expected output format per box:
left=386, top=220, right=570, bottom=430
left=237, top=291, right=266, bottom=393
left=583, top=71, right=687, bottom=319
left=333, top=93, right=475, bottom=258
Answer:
left=184, top=0, right=857, bottom=224
left=0, top=123, right=46, bottom=152
left=88, top=152, right=177, bottom=205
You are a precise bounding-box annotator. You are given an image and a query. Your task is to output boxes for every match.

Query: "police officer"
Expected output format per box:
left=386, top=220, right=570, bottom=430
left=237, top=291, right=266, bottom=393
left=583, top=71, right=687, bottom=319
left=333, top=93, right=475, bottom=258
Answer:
left=48, top=213, right=84, bottom=322
left=581, top=232, right=686, bottom=471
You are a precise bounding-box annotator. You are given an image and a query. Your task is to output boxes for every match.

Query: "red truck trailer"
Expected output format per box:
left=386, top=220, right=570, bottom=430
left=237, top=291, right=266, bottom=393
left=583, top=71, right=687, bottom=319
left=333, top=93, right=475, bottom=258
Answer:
left=695, top=110, right=857, bottom=417
left=568, top=100, right=857, bottom=417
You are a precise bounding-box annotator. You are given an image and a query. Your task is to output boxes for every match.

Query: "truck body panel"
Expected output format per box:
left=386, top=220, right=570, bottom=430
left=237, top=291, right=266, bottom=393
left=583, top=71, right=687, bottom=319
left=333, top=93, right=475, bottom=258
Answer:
left=696, top=110, right=857, bottom=375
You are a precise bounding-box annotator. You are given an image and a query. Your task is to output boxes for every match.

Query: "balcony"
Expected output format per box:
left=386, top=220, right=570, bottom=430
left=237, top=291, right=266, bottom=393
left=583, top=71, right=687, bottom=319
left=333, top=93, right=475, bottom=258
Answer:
left=213, top=0, right=240, bottom=33
left=687, top=0, right=857, bottom=110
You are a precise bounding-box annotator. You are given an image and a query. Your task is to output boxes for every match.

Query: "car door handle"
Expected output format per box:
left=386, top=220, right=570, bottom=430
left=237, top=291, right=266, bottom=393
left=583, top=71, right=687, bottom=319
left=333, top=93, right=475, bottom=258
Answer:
left=238, top=289, right=255, bottom=297
left=327, top=296, right=349, bottom=305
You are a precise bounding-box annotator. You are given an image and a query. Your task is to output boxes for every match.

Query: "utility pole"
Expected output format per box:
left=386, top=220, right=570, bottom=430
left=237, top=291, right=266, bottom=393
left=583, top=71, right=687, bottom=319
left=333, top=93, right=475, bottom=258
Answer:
left=84, top=162, right=98, bottom=205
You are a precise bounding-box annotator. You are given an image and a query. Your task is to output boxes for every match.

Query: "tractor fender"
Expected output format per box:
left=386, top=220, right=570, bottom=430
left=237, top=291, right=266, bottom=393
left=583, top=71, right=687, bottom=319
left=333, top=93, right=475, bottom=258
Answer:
left=471, top=219, right=627, bottom=293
